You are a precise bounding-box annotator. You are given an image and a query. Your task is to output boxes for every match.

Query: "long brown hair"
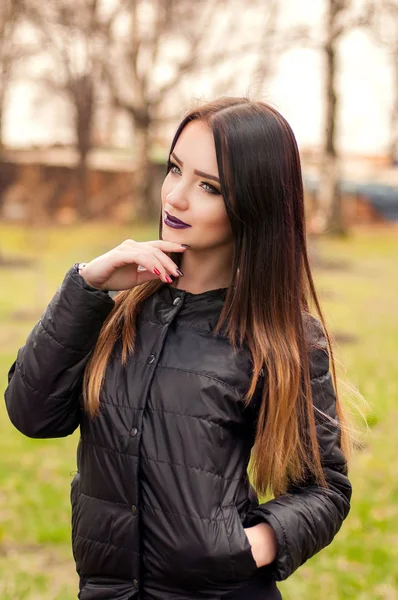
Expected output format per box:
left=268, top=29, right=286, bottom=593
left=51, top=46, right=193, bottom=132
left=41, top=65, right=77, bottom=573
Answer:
left=83, top=96, right=353, bottom=498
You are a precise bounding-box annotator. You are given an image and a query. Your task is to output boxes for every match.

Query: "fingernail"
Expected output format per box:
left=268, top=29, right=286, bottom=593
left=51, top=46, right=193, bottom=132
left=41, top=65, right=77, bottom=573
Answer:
left=166, top=275, right=173, bottom=283
left=153, top=268, right=161, bottom=276
left=176, top=269, right=184, bottom=277
left=181, top=244, right=191, bottom=248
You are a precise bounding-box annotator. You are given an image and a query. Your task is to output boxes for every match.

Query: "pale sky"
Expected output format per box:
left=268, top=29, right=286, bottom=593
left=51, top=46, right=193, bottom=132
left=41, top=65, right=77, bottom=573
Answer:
left=4, top=1, right=394, bottom=156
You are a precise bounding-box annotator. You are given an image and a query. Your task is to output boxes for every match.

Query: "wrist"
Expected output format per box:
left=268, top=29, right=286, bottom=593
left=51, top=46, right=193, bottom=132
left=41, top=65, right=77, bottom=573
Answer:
left=77, top=262, right=88, bottom=276
left=76, top=263, right=109, bottom=294
left=77, top=262, right=94, bottom=287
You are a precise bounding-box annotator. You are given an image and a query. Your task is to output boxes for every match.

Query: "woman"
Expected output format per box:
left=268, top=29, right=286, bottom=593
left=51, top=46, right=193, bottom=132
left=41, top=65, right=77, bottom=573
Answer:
left=4, top=97, right=352, bottom=600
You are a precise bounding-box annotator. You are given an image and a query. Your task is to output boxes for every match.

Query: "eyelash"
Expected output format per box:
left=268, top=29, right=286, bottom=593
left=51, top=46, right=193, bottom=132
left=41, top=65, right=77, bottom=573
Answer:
left=167, top=161, right=220, bottom=195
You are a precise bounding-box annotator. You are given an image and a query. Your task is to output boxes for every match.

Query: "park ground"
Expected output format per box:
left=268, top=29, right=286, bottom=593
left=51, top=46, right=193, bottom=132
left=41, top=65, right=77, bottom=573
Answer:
left=0, top=223, right=397, bottom=599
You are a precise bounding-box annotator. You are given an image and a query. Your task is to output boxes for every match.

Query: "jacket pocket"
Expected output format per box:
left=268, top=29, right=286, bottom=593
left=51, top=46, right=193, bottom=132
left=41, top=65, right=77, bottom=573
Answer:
left=78, top=577, right=134, bottom=600
left=220, top=503, right=259, bottom=580
left=142, top=507, right=235, bottom=588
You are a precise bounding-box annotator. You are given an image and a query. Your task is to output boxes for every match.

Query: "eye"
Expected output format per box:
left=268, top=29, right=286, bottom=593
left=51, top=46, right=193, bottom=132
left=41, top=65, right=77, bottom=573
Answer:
left=167, top=160, right=221, bottom=195
left=200, top=182, right=220, bottom=195
left=167, top=161, right=181, bottom=175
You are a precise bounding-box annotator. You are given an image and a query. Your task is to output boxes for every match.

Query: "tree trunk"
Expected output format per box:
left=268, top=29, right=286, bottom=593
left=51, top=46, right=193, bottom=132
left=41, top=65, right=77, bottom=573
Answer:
left=76, top=152, right=91, bottom=220
left=314, top=0, right=347, bottom=236
left=390, top=44, right=398, bottom=167
left=0, top=98, right=3, bottom=157
left=73, top=74, right=94, bottom=220
left=319, top=153, right=346, bottom=234
left=0, top=80, right=5, bottom=160
left=132, top=121, right=158, bottom=222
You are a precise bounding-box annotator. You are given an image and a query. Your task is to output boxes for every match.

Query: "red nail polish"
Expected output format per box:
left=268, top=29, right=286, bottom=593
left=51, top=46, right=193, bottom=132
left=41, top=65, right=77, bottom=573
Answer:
left=153, top=268, right=161, bottom=276
left=166, top=275, right=173, bottom=283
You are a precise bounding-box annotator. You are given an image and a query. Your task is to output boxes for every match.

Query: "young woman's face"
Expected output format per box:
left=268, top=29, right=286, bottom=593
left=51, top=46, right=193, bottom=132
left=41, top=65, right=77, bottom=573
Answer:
left=161, top=119, right=233, bottom=250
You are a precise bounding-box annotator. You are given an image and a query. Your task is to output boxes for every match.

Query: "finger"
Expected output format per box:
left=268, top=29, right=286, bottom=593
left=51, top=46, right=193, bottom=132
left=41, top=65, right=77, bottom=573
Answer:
left=150, top=247, right=184, bottom=278
left=112, top=248, right=175, bottom=285
left=146, top=240, right=190, bottom=253
left=135, top=267, right=161, bottom=286
left=130, top=252, right=173, bottom=284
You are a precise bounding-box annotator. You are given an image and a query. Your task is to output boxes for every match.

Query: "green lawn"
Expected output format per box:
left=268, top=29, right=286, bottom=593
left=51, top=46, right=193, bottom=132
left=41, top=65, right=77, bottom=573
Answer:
left=0, top=223, right=397, bottom=599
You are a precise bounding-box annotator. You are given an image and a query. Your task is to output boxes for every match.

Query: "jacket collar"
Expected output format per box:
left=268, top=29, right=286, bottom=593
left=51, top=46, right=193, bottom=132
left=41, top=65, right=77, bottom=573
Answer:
left=161, top=282, right=228, bottom=304
left=139, top=283, right=228, bottom=331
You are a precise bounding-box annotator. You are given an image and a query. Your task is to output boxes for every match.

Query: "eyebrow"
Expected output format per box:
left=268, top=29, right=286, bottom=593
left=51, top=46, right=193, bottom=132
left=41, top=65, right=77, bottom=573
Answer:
left=171, top=152, right=220, bottom=184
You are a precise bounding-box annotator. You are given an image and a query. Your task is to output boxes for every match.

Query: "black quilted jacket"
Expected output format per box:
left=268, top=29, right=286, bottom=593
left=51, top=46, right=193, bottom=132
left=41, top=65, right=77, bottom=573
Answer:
left=4, top=264, right=352, bottom=600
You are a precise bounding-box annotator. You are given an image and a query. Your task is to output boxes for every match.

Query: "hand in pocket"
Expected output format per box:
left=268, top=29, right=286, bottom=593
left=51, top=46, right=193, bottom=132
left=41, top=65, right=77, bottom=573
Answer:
left=244, top=523, right=278, bottom=568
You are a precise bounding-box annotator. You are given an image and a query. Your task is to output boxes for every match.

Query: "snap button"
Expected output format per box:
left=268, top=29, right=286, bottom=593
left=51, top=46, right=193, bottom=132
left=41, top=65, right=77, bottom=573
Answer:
left=131, top=504, right=137, bottom=515
left=148, top=354, right=155, bottom=364
left=130, top=427, right=138, bottom=437
left=133, top=578, right=139, bottom=589
left=173, top=296, right=181, bottom=306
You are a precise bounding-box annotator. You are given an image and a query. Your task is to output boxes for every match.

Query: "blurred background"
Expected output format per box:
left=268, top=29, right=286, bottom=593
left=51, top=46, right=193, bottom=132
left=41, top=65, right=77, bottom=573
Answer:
left=0, top=0, right=397, bottom=598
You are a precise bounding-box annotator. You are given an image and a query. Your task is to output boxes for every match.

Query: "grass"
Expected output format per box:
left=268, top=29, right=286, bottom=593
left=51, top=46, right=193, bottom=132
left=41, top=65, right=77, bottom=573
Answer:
left=0, top=223, right=397, bottom=599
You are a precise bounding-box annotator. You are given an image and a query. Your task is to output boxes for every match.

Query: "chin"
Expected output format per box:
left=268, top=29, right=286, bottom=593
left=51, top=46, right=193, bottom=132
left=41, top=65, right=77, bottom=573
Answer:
left=162, top=232, right=189, bottom=247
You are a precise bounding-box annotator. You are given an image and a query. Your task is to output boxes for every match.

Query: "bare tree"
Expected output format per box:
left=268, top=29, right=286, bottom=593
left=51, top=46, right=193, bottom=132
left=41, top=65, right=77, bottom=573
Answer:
left=195, top=0, right=309, bottom=101
left=311, top=0, right=371, bottom=236
left=25, top=0, right=114, bottom=219
left=366, top=0, right=398, bottom=166
left=0, top=0, right=31, bottom=156
left=249, top=0, right=310, bottom=97
left=104, top=0, right=281, bottom=222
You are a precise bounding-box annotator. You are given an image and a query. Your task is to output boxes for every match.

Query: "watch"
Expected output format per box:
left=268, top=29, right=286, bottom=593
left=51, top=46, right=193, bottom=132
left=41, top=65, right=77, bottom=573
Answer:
left=77, top=262, right=88, bottom=275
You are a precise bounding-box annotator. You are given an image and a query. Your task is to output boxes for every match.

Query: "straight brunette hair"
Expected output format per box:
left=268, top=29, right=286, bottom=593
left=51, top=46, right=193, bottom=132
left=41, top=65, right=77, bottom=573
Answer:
left=83, top=96, right=353, bottom=498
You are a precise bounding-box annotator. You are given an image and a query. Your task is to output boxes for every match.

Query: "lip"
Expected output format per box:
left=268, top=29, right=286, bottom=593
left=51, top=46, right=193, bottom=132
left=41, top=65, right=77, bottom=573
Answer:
left=164, top=211, right=191, bottom=228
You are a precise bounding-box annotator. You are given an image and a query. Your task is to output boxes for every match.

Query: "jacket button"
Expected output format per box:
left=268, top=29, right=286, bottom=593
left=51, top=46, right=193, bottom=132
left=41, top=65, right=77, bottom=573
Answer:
left=133, top=578, right=139, bottom=589
left=148, top=354, right=155, bottom=364
left=172, top=296, right=181, bottom=306
left=130, top=427, right=138, bottom=437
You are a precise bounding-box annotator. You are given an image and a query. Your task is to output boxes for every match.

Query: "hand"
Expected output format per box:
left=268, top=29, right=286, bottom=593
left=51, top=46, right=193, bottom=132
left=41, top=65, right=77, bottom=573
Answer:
left=244, top=523, right=278, bottom=568
left=79, top=239, right=188, bottom=291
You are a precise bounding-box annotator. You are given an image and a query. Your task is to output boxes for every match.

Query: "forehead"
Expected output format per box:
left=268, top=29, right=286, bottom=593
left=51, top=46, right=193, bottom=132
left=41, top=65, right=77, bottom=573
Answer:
left=173, top=120, right=218, bottom=171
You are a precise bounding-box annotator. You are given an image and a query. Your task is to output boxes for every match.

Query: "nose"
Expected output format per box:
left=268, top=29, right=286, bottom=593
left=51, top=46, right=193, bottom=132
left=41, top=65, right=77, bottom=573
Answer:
left=166, top=183, right=189, bottom=211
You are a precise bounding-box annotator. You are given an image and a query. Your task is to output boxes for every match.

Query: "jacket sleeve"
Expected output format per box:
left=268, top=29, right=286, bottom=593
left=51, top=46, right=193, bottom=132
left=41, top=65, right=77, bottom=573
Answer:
left=245, top=321, right=352, bottom=581
left=4, top=264, right=115, bottom=439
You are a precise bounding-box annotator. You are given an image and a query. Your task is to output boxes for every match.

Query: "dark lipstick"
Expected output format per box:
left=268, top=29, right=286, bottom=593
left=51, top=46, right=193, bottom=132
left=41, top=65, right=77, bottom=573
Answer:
left=164, top=211, right=191, bottom=229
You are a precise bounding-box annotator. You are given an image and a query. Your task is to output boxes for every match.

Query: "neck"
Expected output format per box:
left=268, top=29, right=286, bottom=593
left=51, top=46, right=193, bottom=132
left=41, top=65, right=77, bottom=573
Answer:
left=171, top=243, right=233, bottom=294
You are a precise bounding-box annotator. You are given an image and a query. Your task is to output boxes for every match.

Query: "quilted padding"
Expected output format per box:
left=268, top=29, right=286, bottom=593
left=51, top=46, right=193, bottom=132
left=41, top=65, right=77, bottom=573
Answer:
left=4, top=264, right=352, bottom=599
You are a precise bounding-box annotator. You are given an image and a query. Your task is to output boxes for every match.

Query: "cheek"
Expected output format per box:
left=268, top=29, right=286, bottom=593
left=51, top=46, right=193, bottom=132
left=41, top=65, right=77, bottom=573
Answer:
left=195, top=197, right=231, bottom=234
